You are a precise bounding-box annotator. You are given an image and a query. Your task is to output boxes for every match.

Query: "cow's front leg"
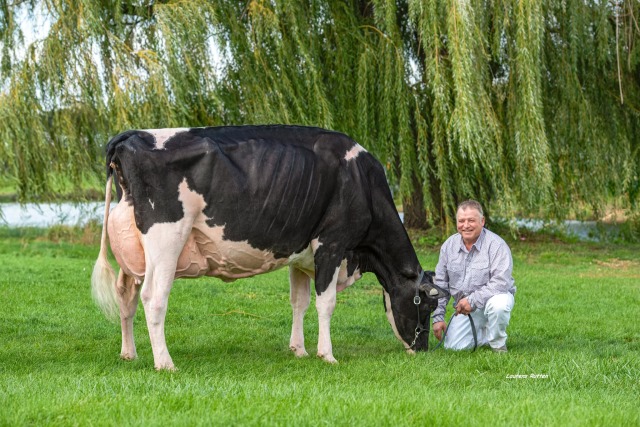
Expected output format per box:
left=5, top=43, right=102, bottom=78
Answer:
left=289, top=267, right=311, bottom=357
left=117, top=270, right=141, bottom=360
left=314, top=258, right=341, bottom=364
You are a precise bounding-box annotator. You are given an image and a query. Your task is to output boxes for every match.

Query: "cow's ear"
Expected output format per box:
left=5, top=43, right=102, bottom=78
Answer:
left=418, top=282, right=446, bottom=299
left=418, top=283, right=440, bottom=297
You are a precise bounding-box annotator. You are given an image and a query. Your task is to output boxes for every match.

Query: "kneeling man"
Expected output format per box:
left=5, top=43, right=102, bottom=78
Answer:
left=432, top=200, right=516, bottom=352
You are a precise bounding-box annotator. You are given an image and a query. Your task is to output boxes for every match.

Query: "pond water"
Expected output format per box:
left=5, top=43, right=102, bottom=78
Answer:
left=512, top=218, right=623, bottom=242
left=0, top=202, right=116, bottom=228
left=0, top=203, right=622, bottom=242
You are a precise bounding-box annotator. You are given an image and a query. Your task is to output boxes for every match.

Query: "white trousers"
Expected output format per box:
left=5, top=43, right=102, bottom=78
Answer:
left=443, top=293, right=515, bottom=350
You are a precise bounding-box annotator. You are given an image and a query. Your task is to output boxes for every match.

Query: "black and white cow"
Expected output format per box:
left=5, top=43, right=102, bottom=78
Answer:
left=92, top=125, right=445, bottom=370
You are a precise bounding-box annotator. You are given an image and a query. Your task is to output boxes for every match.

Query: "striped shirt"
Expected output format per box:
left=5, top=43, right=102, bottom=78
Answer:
left=432, top=228, right=516, bottom=323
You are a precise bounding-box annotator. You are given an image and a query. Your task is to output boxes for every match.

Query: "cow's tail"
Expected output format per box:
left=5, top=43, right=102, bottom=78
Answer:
left=91, top=173, right=119, bottom=322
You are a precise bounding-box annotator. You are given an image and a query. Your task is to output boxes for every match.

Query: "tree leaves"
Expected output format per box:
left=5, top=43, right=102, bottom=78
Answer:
left=0, top=0, right=639, bottom=224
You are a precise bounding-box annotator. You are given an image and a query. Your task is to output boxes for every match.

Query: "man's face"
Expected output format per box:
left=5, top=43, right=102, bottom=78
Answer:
left=456, top=207, right=485, bottom=245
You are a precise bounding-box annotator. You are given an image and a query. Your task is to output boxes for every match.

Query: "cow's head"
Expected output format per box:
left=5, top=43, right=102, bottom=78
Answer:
left=383, top=270, right=446, bottom=352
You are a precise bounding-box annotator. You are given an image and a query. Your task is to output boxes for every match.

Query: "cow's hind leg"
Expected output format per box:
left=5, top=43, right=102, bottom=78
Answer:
left=141, top=250, right=183, bottom=371
left=289, top=267, right=311, bottom=357
left=140, top=222, right=193, bottom=371
left=141, top=260, right=178, bottom=371
left=117, top=270, right=141, bottom=360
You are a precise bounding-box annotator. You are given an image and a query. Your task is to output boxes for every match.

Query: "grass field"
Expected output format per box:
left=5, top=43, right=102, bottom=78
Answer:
left=0, top=227, right=638, bottom=426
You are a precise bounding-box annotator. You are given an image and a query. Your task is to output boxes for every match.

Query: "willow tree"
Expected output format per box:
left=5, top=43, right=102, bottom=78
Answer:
left=1, top=1, right=639, bottom=228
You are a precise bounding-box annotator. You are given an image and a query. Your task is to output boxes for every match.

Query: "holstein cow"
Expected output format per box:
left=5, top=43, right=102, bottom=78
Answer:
left=92, top=125, right=445, bottom=370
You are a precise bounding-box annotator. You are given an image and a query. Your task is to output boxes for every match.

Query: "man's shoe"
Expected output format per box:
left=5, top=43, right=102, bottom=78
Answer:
left=492, top=345, right=508, bottom=353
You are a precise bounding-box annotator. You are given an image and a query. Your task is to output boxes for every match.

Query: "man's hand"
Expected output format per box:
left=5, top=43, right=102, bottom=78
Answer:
left=456, top=297, right=472, bottom=315
left=433, top=321, right=446, bottom=341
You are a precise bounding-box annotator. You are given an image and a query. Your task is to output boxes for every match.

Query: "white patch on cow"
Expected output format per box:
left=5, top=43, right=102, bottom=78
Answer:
left=177, top=178, right=207, bottom=216
left=310, top=237, right=322, bottom=253
left=143, top=128, right=190, bottom=150
left=336, top=259, right=361, bottom=292
left=344, top=144, right=366, bottom=162
left=149, top=199, right=155, bottom=210
left=288, top=245, right=315, bottom=279
left=383, top=290, right=411, bottom=350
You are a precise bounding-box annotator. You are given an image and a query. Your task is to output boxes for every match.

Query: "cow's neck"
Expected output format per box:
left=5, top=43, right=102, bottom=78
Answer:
left=362, top=215, right=421, bottom=290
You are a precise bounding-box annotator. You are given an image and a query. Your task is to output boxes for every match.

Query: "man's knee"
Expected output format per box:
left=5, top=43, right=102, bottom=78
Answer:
left=484, top=293, right=514, bottom=317
left=442, top=315, right=476, bottom=350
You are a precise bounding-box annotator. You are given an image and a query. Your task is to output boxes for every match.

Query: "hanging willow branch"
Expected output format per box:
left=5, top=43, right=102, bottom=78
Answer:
left=0, top=0, right=639, bottom=225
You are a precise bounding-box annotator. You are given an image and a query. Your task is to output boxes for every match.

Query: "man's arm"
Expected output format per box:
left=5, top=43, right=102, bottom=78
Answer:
left=432, top=244, right=451, bottom=324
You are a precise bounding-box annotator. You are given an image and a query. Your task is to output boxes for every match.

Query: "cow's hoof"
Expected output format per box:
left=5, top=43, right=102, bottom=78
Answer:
left=120, top=353, right=137, bottom=360
left=290, top=346, right=309, bottom=357
left=317, top=353, right=338, bottom=364
left=154, top=357, right=177, bottom=372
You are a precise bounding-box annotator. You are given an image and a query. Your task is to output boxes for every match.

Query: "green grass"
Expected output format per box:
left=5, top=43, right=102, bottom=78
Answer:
left=0, top=228, right=638, bottom=426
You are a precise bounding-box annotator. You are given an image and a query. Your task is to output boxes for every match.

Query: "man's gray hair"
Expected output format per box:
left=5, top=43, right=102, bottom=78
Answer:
left=457, top=200, right=484, bottom=218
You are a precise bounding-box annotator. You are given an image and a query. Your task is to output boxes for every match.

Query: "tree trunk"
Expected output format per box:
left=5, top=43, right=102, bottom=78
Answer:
left=403, top=172, right=428, bottom=229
